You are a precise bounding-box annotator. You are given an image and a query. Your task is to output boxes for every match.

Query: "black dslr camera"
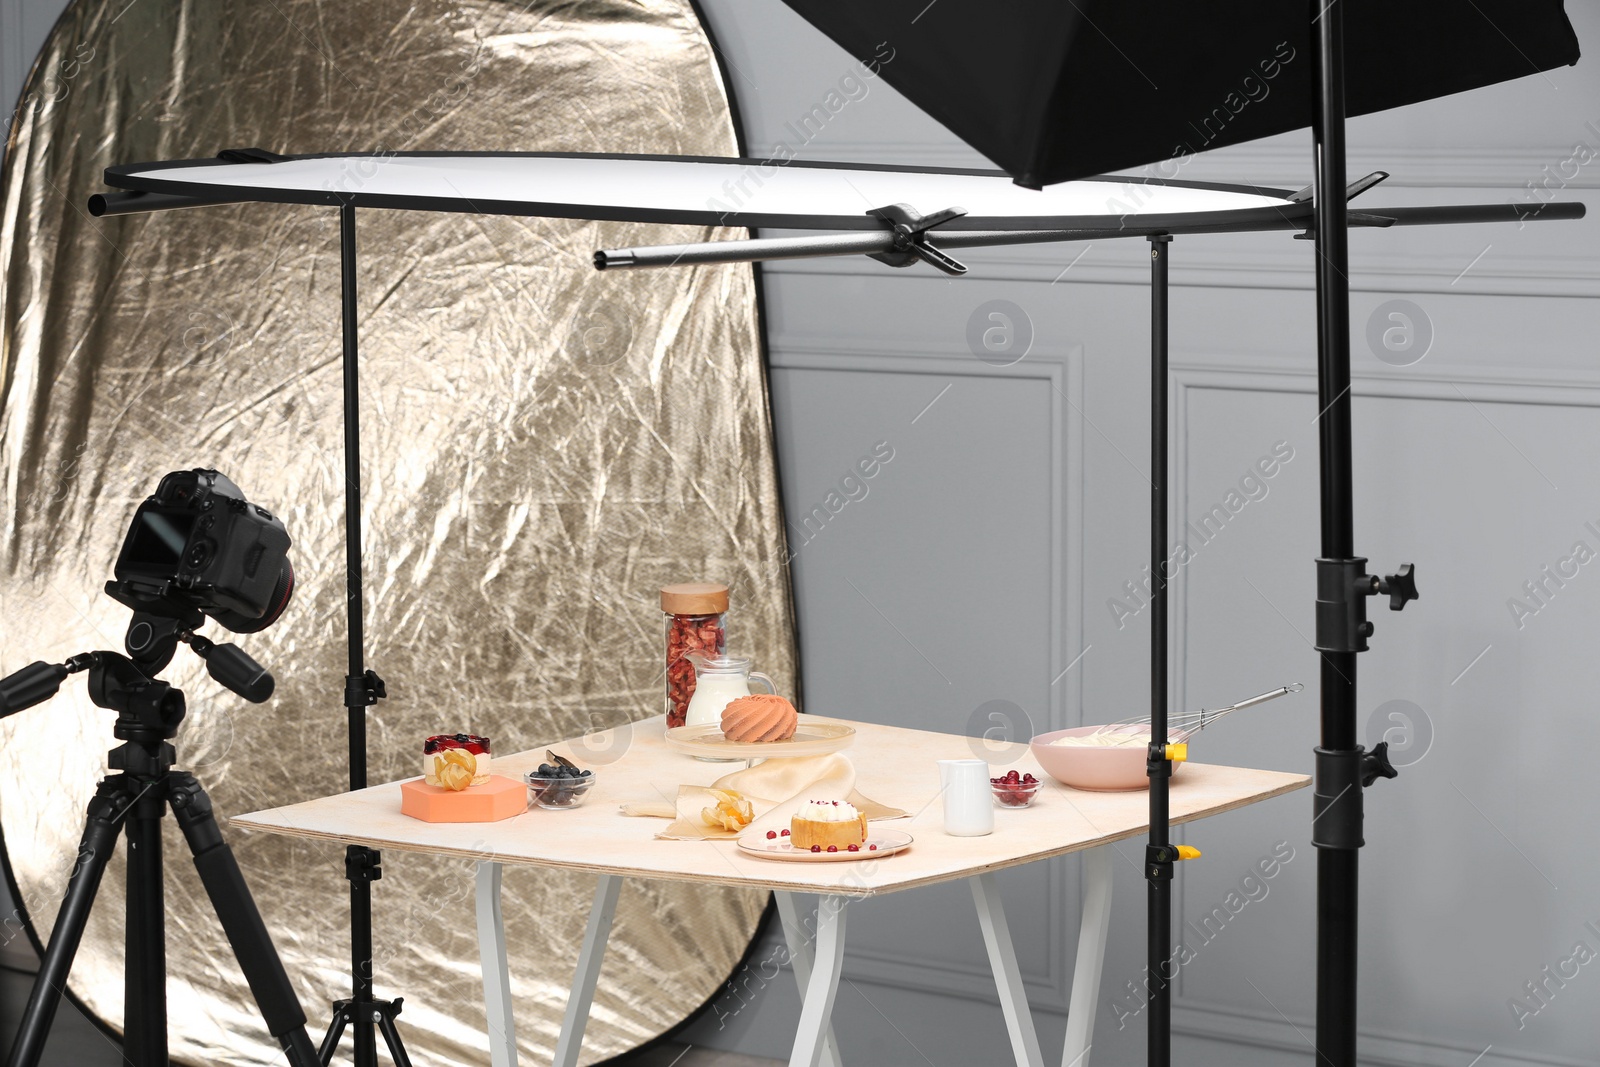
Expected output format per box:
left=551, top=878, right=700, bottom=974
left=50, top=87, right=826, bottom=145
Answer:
left=107, top=469, right=294, bottom=634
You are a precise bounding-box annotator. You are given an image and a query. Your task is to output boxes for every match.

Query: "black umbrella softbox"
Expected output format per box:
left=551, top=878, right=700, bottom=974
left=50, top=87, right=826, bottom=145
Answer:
left=780, top=0, right=1579, bottom=186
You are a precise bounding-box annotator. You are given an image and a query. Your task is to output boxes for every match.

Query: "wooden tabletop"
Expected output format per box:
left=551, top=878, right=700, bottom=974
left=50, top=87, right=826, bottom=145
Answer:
left=231, top=716, right=1308, bottom=895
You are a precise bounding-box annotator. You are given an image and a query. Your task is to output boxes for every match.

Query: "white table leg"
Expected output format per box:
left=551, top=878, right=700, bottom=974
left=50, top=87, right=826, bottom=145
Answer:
left=476, top=861, right=518, bottom=1067
left=970, top=872, right=1045, bottom=1067
left=788, top=894, right=848, bottom=1067
left=1062, top=845, right=1114, bottom=1067
left=774, top=893, right=843, bottom=1067
left=553, top=873, right=623, bottom=1067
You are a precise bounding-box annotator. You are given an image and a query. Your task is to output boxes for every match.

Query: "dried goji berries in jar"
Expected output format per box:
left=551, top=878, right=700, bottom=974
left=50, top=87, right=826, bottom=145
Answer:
left=660, top=583, right=728, bottom=729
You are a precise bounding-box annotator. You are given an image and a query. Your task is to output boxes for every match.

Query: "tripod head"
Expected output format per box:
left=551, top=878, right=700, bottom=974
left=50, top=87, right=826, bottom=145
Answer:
left=0, top=608, right=276, bottom=746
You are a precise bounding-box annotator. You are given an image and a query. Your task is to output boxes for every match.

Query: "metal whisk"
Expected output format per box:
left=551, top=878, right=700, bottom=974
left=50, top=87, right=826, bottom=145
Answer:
left=1090, top=683, right=1304, bottom=743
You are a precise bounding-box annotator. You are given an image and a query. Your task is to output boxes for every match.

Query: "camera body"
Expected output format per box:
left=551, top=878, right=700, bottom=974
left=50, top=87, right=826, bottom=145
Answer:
left=109, top=469, right=293, bottom=634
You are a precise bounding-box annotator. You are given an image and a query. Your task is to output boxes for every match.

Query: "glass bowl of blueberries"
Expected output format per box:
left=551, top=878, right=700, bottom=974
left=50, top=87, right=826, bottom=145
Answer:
left=525, top=752, right=595, bottom=810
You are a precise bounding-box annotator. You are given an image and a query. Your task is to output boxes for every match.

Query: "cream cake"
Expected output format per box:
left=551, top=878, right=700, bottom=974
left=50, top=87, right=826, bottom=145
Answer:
left=790, top=799, right=868, bottom=851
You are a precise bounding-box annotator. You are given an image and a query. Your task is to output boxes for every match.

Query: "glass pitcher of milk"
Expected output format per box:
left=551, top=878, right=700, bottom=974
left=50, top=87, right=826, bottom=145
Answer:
left=681, top=652, right=777, bottom=727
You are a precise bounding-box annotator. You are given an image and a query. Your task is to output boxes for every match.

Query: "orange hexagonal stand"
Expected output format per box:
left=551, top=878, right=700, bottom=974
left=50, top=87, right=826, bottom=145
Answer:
left=400, top=774, right=525, bottom=822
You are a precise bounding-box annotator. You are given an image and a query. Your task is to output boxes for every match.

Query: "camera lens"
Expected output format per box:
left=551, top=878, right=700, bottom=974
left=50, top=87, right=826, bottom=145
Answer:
left=210, top=559, right=294, bottom=635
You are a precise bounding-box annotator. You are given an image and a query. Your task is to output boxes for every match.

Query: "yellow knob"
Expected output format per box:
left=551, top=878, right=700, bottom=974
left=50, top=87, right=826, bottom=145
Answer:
left=1176, top=845, right=1202, bottom=861
left=1164, top=743, right=1188, bottom=763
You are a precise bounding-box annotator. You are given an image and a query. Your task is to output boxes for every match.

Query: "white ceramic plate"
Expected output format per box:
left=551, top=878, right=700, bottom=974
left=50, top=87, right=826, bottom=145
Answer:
left=736, top=828, right=912, bottom=862
left=665, top=717, right=855, bottom=759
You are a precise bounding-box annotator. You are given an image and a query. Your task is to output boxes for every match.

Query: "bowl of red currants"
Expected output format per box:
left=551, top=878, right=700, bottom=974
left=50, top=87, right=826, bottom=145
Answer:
left=991, top=770, right=1040, bottom=808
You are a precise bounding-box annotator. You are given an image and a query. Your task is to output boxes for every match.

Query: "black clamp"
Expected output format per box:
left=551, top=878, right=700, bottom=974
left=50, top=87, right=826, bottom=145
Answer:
left=1311, top=741, right=1399, bottom=851
left=866, top=203, right=969, bottom=276
left=1291, top=172, right=1394, bottom=238
left=331, top=995, right=403, bottom=1015
left=324, top=994, right=408, bottom=1061
left=1145, top=843, right=1182, bottom=882
left=344, top=669, right=387, bottom=709
left=1314, top=558, right=1419, bottom=653
left=345, top=845, right=383, bottom=884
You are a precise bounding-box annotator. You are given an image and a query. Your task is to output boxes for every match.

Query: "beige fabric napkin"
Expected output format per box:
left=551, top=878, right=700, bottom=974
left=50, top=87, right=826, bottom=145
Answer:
left=620, top=754, right=905, bottom=840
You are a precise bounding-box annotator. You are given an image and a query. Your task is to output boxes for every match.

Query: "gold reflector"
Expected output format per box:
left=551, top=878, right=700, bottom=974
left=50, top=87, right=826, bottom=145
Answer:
left=0, top=2, right=794, bottom=1063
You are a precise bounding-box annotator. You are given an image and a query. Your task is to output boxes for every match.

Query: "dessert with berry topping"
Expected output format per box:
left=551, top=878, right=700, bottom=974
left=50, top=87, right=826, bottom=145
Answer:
left=423, top=734, right=491, bottom=790
left=790, top=799, right=867, bottom=850
left=720, top=693, right=799, bottom=742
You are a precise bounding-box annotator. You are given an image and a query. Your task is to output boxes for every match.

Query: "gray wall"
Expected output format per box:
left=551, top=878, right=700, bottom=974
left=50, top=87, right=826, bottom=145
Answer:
left=5, top=2, right=1600, bottom=1065
left=0, top=0, right=56, bottom=149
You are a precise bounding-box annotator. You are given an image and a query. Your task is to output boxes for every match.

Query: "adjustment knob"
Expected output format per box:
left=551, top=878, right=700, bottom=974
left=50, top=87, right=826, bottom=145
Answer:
left=1377, top=563, right=1419, bottom=611
left=1361, top=741, right=1398, bottom=787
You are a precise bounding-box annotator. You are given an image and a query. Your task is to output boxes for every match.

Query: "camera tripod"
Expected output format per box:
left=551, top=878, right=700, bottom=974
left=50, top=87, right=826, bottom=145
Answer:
left=0, top=619, right=320, bottom=1067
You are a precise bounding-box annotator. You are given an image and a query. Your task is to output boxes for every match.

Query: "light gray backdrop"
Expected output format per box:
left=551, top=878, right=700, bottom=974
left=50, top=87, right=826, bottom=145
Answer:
left=6, top=3, right=1600, bottom=1065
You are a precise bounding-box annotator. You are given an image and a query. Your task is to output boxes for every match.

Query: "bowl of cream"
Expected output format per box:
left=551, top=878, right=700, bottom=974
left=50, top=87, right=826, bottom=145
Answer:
left=1029, top=725, right=1185, bottom=791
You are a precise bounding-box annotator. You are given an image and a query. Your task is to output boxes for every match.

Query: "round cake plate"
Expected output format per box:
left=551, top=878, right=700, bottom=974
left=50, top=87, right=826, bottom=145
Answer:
left=664, top=717, right=856, bottom=759
left=736, top=828, right=913, bottom=862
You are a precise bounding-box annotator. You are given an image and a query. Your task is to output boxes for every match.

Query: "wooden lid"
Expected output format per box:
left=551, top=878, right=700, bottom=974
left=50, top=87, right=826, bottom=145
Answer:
left=660, top=582, right=728, bottom=615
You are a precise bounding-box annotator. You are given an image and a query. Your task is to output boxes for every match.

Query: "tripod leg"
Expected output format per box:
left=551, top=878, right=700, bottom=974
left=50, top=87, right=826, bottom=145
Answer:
left=376, top=1007, right=415, bottom=1067
left=166, top=772, right=320, bottom=1067
left=6, top=780, right=124, bottom=1067
left=123, top=792, right=168, bottom=1067
left=317, top=1004, right=349, bottom=1065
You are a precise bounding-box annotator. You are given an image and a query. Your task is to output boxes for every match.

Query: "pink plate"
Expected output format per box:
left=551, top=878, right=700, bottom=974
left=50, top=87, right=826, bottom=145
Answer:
left=736, top=829, right=912, bottom=861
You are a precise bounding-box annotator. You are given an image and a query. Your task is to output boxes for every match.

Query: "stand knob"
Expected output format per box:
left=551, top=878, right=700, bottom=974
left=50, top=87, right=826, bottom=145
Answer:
left=1361, top=741, right=1398, bottom=787
left=1375, top=564, right=1419, bottom=611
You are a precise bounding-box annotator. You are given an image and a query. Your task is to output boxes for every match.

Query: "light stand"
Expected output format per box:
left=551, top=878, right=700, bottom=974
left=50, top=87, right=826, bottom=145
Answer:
left=1144, top=234, right=1175, bottom=1065
left=316, top=203, right=413, bottom=1067
left=1307, top=5, right=1413, bottom=1063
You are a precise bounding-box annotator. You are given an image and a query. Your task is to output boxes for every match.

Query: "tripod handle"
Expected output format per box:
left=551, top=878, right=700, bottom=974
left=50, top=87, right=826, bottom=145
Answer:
left=189, top=637, right=275, bottom=703
left=0, top=660, right=70, bottom=717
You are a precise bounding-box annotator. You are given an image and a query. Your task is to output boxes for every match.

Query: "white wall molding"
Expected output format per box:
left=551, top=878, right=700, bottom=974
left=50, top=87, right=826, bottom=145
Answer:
left=769, top=343, right=1088, bottom=1008
left=1170, top=350, right=1600, bottom=403
left=1161, top=356, right=1600, bottom=1067
left=769, top=343, right=1086, bottom=737
left=764, top=347, right=1481, bottom=1058
left=769, top=328, right=1600, bottom=403
left=759, top=233, right=1600, bottom=300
